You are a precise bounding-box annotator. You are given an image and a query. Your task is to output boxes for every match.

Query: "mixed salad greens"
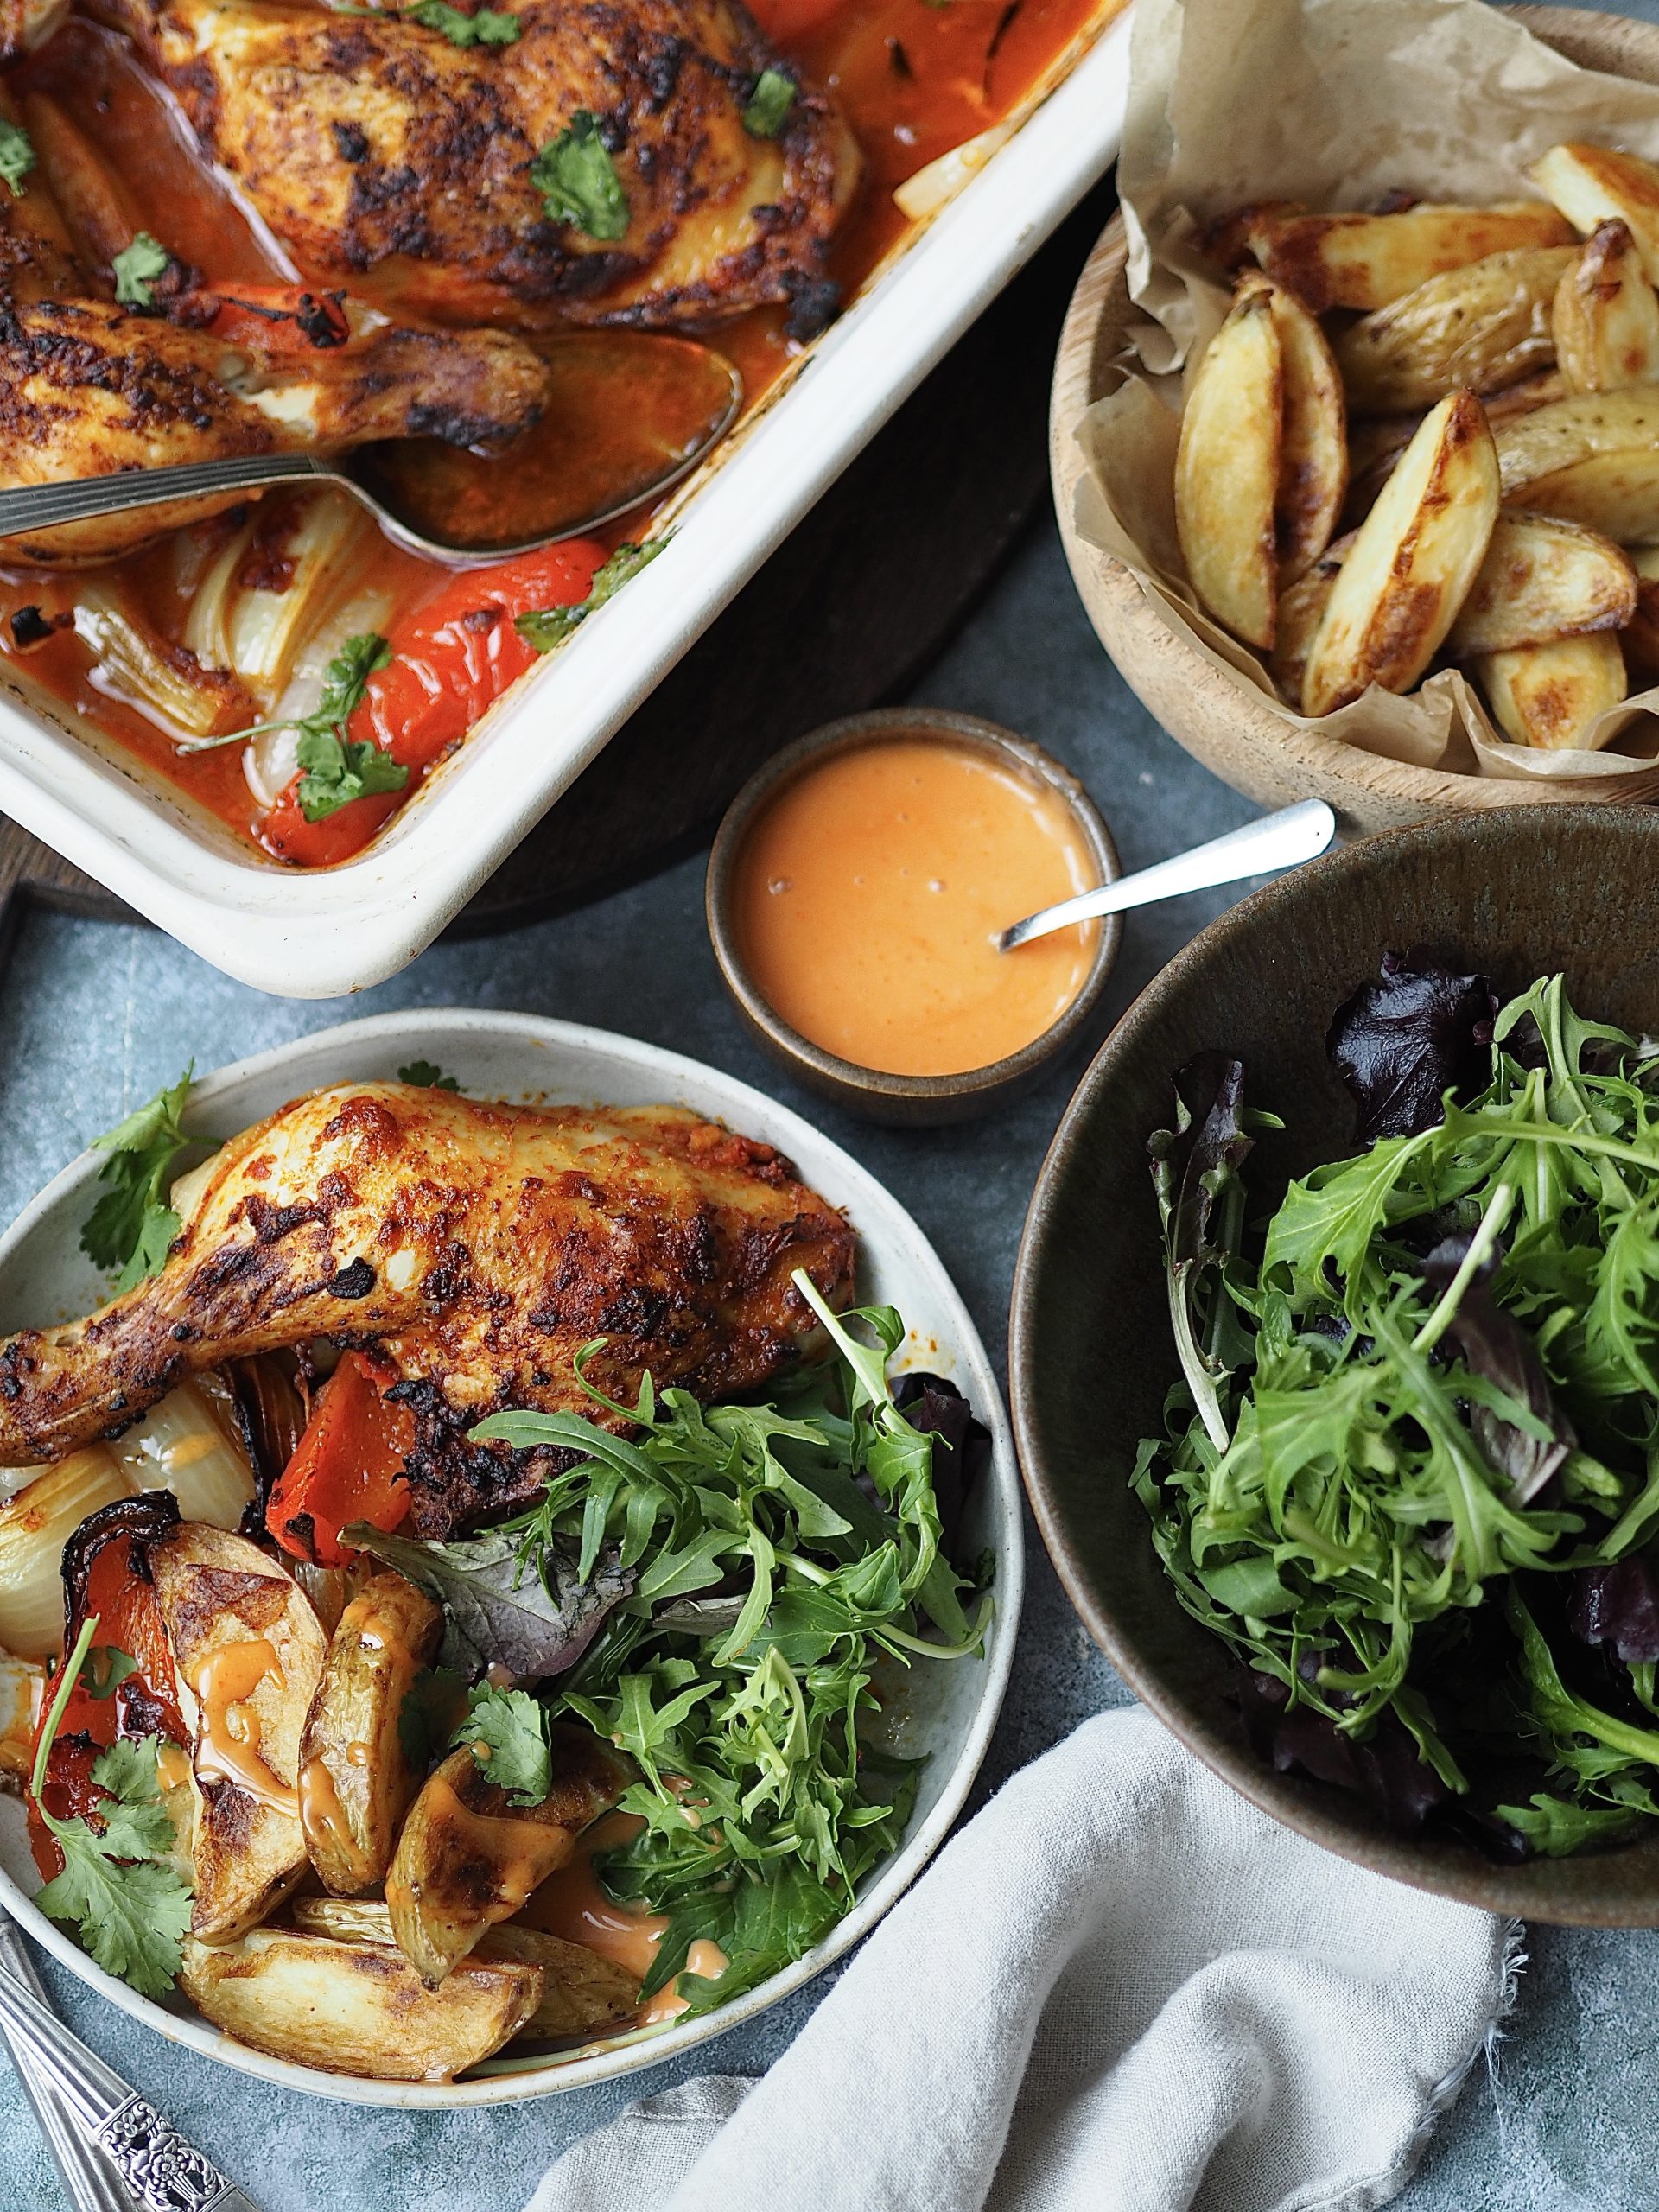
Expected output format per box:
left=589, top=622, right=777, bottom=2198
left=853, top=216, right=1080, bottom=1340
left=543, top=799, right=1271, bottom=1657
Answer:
left=1136, top=957, right=1659, bottom=1857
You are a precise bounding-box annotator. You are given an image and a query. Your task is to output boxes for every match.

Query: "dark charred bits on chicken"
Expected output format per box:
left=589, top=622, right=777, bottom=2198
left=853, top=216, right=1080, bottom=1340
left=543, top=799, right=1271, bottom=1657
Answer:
left=9, top=604, right=70, bottom=651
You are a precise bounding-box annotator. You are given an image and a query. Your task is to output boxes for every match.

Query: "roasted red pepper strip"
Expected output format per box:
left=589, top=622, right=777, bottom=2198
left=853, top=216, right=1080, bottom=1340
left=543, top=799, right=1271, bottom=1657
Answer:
left=267, top=1351, right=416, bottom=1568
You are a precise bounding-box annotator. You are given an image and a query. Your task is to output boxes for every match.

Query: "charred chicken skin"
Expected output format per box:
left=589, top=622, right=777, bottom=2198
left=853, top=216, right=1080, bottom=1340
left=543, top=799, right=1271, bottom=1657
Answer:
left=87, top=0, right=860, bottom=330
left=0, top=1084, right=855, bottom=1531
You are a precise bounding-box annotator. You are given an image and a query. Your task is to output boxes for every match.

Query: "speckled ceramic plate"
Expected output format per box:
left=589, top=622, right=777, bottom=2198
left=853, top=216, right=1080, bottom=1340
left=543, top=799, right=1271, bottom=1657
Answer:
left=0, top=1009, right=1022, bottom=2105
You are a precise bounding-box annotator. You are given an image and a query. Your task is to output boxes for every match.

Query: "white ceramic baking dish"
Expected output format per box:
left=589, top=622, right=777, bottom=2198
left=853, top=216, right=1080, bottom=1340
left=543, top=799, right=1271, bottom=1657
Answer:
left=0, top=5, right=1132, bottom=999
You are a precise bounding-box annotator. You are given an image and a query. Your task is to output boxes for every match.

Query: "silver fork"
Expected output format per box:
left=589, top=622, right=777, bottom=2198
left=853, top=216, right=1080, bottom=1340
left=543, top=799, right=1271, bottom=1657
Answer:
left=0, top=1910, right=259, bottom=2211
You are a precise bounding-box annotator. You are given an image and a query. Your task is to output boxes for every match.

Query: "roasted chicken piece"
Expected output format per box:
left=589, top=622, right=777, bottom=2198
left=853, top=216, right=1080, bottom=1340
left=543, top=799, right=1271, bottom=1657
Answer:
left=89, top=0, right=859, bottom=331
left=0, top=1084, right=855, bottom=1531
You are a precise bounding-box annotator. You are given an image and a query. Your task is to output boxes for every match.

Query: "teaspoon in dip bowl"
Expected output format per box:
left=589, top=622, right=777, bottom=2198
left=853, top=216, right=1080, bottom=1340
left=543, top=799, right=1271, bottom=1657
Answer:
left=0, top=331, right=741, bottom=567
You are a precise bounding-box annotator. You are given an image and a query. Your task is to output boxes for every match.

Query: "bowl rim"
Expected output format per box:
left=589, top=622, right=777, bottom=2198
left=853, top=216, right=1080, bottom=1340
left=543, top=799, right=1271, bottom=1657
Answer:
left=704, top=705, right=1123, bottom=1106
left=0, top=1006, right=1026, bottom=2102
left=1009, top=804, right=1659, bottom=1924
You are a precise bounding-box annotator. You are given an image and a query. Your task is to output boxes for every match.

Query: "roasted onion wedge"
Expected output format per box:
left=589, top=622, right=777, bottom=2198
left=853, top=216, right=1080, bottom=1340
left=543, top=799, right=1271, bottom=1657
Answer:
left=385, top=1730, right=630, bottom=1988
left=1448, top=511, right=1636, bottom=655
left=1553, top=221, right=1659, bottom=393
left=1334, top=247, right=1573, bottom=413
left=1531, top=143, right=1659, bottom=286
left=150, top=1522, right=327, bottom=1943
left=1475, top=632, right=1627, bottom=749
left=1495, top=389, right=1659, bottom=541
left=1248, top=202, right=1574, bottom=314
left=289, top=1896, right=642, bottom=2040
left=1302, top=390, right=1500, bottom=715
left=1174, top=284, right=1281, bottom=647
left=179, top=1928, right=542, bottom=2082
left=298, top=1569, right=442, bottom=1896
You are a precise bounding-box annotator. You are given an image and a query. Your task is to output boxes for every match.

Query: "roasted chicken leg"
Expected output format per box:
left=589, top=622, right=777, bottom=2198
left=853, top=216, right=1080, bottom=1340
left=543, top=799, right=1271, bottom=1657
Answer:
left=0, top=1084, right=854, bottom=1530
left=89, top=0, right=860, bottom=331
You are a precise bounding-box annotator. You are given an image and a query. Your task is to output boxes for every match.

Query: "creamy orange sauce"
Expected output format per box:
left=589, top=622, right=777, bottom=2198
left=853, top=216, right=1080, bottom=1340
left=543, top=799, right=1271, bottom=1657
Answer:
left=522, top=1812, right=669, bottom=1983
left=385, top=1772, right=575, bottom=1924
left=187, top=1637, right=297, bottom=1815
left=298, top=1754, right=375, bottom=1887
left=733, top=735, right=1100, bottom=1076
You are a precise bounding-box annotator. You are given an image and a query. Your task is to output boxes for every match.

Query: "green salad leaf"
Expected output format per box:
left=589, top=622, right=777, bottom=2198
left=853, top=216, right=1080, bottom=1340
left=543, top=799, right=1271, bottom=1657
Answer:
left=80, top=1067, right=196, bottom=1291
left=454, top=1682, right=553, bottom=1804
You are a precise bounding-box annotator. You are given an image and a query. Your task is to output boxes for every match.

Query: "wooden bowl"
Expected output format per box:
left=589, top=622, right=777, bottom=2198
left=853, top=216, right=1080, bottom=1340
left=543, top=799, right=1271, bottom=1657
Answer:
left=705, top=708, right=1121, bottom=1126
left=1010, top=804, right=1659, bottom=1923
left=1049, top=6, right=1659, bottom=838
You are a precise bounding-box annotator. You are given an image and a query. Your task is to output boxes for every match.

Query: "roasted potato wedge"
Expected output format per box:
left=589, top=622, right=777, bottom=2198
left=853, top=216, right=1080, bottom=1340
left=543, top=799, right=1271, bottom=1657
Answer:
left=1484, top=368, right=1570, bottom=427
left=1475, top=632, right=1627, bottom=749
left=1268, top=537, right=1348, bottom=707
left=1174, top=285, right=1281, bottom=647
left=1239, top=272, right=1346, bottom=581
left=386, top=1728, right=631, bottom=1988
left=289, top=1895, right=642, bottom=2040
left=1303, top=390, right=1500, bottom=715
left=1248, top=202, right=1574, bottom=314
left=298, top=1569, right=442, bottom=1896
left=1531, top=143, right=1659, bottom=285
left=1622, top=544, right=1659, bottom=678
left=1553, top=221, right=1659, bottom=393
left=1447, top=511, right=1636, bottom=654
left=179, top=1928, right=542, bottom=2082
left=150, top=1522, right=327, bottom=1943
left=1495, top=389, right=1659, bottom=541
left=1334, top=247, right=1573, bottom=413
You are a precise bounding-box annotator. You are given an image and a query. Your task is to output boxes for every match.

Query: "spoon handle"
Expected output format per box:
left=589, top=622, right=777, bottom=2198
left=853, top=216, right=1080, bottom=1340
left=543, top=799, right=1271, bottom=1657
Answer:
left=0, top=454, right=334, bottom=538
left=998, top=799, right=1338, bottom=950
left=0, top=1917, right=130, bottom=2212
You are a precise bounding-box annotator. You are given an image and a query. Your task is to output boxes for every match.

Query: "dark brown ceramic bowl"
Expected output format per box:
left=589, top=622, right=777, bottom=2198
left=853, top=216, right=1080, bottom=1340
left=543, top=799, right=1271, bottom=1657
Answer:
left=1011, top=805, right=1659, bottom=1923
left=706, top=708, right=1121, bottom=1126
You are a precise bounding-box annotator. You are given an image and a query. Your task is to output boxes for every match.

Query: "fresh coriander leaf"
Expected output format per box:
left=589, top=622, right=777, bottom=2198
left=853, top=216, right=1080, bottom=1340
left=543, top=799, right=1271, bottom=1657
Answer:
left=112, top=232, right=172, bottom=309
left=516, top=540, right=663, bottom=653
left=408, top=0, right=519, bottom=38
left=80, top=1066, right=195, bottom=1288
left=398, top=1059, right=461, bottom=1091
left=84, top=1646, right=139, bottom=1701
left=454, top=1683, right=552, bottom=1804
left=742, top=67, right=797, bottom=137
left=531, top=111, right=629, bottom=240
left=296, top=728, right=408, bottom=823
left=0, top=118, right=35, bottom=198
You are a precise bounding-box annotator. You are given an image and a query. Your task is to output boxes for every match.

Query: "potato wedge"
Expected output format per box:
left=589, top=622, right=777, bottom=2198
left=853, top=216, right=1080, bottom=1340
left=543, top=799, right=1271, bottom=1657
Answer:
left=179, top=1928, right=542, bottom=2082
left=1484, top=368, right=1570, bottom=427
left=1622, top=545, right=1659, bottom=678
left=1447, top=511, right=1636, bottom=654
left=1303, top=390, right=1500, bottom=715
left=1238, top=272, right=1346, bottom=580
left=298, top=1569, right=442, bottom=1896
left=1268, top=537, right=1348, bottom=706
left=1553, top=221, right=1659, bottom=393
left=1495, top=388, right=1659, bottom=541
left=289, top=1895, right=642, bottom=2040
left=149, top=1522, right=326, bottom=1942
left=386, top=1728, right=630, bottom=1988
left=1531, top=143, right=1659, bottom=285
left=1174, top=286, right=1281, bottom=647
left=1334, top=247, right=1573, bottom=414
left=1475, top=632, right=1627, bottom=748
left=1248, top=202, right=1574, bottom=314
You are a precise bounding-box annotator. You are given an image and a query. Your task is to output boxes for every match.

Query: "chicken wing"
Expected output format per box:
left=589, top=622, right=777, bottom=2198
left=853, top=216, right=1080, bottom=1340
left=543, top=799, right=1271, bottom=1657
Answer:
left=89, top=0, right=860, bottom=331
left=0, top=1084, right=855, bottom=1531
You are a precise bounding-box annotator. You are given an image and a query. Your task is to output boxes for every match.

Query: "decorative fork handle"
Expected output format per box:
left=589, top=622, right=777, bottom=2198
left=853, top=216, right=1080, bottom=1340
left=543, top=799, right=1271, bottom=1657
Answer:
left=0, top=1916, right=130, bottom=2212
left=0, top=454, right=334, bottom=537
left=0, top=1921, right=259, bottom=2210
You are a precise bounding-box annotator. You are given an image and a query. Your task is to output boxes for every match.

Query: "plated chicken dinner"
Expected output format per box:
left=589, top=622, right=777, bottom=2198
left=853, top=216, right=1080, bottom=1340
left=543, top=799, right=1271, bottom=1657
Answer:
left=0, top=0, right=1110, bottom=870
left=0, top=1054, right=994, bottom=2083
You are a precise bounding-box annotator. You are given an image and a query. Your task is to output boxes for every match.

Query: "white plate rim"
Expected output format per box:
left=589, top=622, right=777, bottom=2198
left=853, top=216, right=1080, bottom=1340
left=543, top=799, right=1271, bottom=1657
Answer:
left=0, top=1008, right=1024, bottom=2107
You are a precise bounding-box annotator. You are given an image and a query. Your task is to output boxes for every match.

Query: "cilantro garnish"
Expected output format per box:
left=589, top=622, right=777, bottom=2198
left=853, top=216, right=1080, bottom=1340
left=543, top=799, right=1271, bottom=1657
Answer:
left=30, top=1618, right=193, bottom=1999
left=112, top=232, right=173, bottom=309
left=183, top=632, right=405, bottom=819
left=453, top=1683, right=552, bottom=1805
left=80, top=1068, right=195, bottom=1293
left=742, top=68, right=797, bottom=138
left=516, top=540, right=662, bottom=654
left=531, top=113, right=630, bottom=242
left=0, top=119, right=35, bottom=199
left=398, top=1060, right=461, bottom=1091
left=408, top=0, right=519, bottom=41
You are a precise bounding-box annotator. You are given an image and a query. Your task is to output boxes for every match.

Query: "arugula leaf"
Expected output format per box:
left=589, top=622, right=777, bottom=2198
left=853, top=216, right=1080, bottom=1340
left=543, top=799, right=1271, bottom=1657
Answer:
left=112, top=232, right=173, bottom=309
left=29, top=1619, right=192, bottom=1999
left=398, top=1060, right=460, bottom=1091
left=80, top=1067, right=195, bottom=1291
left=742, top=67, right=797, bottom=137
left=0, top=119, right=35, bottom=198
left=453, top=1682, right=551, bottom=1804
left=408, top=0, right=519, bottom=40
left=516, top=541, right=663, bottom=654
left=531, top=112, right=629, bottom=241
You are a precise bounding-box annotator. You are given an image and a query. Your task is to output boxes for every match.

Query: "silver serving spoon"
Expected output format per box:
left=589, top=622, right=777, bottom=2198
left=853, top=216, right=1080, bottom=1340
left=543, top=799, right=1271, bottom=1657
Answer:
left=0, top=1911, right=261, bottom=2211
left=998, top=798, right=1338, bottom=951
left=0, top=333, right=742, bottom=569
